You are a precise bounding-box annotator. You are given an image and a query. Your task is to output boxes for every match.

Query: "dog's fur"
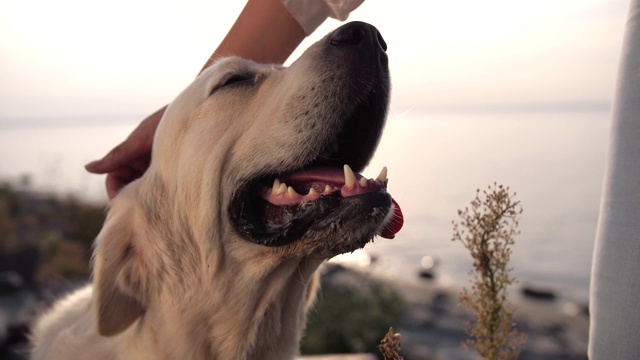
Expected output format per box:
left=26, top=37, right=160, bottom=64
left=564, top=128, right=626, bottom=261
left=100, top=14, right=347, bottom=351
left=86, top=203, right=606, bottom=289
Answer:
left=31, top=22, right=392, bottom=360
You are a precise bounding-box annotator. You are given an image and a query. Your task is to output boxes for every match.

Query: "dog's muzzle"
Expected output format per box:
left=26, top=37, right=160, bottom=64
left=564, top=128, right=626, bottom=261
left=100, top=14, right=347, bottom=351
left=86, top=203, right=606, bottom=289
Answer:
left=230, top=22, right=403, bottom=250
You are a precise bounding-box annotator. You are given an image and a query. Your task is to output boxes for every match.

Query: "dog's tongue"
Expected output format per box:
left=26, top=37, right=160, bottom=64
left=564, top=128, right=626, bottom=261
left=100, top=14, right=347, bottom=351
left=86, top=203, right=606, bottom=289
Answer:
left=379, top=198, right=403, bottom=239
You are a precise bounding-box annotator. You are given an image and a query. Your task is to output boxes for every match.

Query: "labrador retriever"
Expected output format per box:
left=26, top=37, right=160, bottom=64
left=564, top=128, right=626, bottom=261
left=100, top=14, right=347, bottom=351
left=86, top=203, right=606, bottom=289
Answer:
left=30, top=21, right=403, bottom=360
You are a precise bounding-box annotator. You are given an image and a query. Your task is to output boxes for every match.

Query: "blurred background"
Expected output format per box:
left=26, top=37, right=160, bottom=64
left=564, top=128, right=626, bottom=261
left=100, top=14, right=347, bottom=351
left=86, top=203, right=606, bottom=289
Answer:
left=0, top=0, right=632, bottom=358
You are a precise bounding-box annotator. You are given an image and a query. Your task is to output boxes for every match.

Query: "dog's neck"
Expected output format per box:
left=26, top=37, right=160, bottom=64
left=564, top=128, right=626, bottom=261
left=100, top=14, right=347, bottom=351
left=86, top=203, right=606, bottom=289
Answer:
left=218, top=255, right=322, bottom=360
left=138, top=241, right=323, bottom=360
left=205, top=253, right=322, bottom=360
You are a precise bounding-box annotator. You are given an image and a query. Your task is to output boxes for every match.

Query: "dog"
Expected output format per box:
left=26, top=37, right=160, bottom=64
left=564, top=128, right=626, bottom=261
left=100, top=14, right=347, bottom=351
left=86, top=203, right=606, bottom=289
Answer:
left=30, top=21, right=403, bottom=360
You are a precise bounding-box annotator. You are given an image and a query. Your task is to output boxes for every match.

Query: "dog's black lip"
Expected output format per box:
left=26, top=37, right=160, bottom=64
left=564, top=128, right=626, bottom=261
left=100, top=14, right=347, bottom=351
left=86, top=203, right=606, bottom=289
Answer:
left=231, top=192, right=340, bottom=247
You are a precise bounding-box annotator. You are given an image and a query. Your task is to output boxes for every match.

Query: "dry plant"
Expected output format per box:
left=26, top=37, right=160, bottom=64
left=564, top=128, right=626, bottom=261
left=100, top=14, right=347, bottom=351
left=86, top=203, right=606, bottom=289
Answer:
left=452, top=183, right=526, bottom=360
left=378, top=327, right=403, bottom=360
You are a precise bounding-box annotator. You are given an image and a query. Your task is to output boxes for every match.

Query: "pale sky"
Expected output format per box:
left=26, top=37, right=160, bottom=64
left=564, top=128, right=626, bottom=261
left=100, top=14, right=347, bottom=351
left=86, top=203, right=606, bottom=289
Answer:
left=0, top=0, right=632, bottom=119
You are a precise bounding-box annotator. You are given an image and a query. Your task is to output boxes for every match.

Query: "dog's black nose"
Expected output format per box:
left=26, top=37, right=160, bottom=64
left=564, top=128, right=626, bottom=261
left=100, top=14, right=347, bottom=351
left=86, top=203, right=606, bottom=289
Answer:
left=329, top=21, right=387, bottom=52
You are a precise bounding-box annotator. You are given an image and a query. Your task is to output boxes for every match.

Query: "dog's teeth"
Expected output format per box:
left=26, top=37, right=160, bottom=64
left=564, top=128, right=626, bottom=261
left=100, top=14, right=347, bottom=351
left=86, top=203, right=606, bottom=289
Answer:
left=308, top=188, right=319, bottom=196
left=344, top=164, right=357, bottom=188
left=376, top=166, right=388, bottom=181
left=324, top=185, right=332, bottom=194
left=287, top=186, right=299, bottom=197
left=359, top=177, right=368, bottom=188
left=276, top=183, right=287, bottom=195
left=272, top=179, right=281, bottom=193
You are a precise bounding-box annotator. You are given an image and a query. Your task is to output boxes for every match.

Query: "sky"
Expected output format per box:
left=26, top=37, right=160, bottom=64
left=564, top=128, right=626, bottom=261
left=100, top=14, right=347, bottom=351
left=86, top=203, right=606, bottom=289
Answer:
left=0, top=0, right=632, bottom=119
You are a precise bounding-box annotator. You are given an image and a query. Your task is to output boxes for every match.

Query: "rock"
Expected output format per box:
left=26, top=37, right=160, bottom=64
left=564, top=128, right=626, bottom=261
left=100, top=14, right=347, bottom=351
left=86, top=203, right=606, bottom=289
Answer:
left=522, top=286, right=557, bottom=301
left=418, top=269, right=435, bottom=280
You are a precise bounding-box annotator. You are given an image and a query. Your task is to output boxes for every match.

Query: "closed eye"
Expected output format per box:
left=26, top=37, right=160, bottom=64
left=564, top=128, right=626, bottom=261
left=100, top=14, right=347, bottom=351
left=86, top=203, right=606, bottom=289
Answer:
left=209, top=73, right=254, bottom=95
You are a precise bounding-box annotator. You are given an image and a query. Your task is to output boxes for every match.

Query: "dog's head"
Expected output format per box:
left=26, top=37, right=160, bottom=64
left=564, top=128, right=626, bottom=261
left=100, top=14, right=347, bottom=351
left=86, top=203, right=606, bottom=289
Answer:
left=150, top=21, right=402, bottom=257
left=93, top=22, right=402, bottom=340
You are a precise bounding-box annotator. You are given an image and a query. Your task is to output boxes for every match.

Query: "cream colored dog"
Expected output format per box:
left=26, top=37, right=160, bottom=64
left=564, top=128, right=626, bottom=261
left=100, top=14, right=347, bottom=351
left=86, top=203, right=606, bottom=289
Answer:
left=30, top=22, right=402, bottom=360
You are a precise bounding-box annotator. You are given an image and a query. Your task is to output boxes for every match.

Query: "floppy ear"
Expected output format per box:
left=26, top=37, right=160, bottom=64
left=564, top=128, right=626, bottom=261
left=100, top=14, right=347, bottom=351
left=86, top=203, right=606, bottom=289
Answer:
left=93, top=202, right=149, bottom=337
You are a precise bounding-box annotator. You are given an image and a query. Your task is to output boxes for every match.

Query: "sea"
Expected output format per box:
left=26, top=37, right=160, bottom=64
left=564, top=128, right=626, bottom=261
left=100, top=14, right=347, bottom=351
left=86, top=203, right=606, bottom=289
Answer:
left=0, top=109, right=610, bottom=303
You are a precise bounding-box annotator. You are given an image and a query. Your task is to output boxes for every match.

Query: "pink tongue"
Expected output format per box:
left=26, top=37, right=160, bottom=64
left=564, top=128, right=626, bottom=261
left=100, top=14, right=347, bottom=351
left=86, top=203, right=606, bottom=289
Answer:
left=379, top=198, right=403, bottom=239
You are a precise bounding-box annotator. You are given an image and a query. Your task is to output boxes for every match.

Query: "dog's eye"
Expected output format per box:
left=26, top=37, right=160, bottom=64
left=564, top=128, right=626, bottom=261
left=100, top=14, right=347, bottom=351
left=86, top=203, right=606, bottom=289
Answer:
left=210, top=73, right=254, bottom=95
left=221, top=73, right=253, bottom=87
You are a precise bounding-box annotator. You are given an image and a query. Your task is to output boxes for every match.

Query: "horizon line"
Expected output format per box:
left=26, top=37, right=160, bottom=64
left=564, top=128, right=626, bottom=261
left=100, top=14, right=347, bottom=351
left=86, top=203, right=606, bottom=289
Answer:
left=0, top=100, right=612, bottom=129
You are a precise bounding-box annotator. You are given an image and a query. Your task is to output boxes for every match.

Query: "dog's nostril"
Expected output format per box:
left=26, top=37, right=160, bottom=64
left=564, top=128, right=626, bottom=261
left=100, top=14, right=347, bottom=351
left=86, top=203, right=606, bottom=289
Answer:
left=329, top=23, right=367, bottom=46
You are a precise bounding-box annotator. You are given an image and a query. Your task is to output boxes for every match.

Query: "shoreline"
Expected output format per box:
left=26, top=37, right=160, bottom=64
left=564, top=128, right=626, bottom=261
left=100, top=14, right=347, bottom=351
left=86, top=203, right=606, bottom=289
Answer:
left=0, top=263, right=589, bottom=359
left=349, top=265, right=590, bottom=360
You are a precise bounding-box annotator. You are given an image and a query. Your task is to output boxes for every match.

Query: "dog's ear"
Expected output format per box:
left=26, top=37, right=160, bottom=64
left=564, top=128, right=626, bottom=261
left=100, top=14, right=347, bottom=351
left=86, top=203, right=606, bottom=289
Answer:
left=93, top=202, right=149, bottom=337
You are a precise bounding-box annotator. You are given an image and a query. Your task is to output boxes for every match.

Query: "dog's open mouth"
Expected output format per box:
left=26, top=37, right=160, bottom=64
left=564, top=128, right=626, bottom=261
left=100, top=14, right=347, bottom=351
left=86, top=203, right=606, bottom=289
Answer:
left=231, top=163, right=403, bottom=247
left=259, top=164, right=403, bottom=236
left=260, top=165, right=387, bottom=206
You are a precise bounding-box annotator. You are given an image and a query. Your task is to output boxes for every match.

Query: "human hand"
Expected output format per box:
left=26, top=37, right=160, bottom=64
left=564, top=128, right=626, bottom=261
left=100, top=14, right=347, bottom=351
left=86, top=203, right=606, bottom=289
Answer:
left=85, top=106, right=165, bottom=200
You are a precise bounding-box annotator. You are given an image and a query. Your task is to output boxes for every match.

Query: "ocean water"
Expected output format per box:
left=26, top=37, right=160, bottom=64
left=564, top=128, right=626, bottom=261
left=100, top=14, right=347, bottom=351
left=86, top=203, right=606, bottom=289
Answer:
left=366, top=110, right=608, bottom=303
left=0, top=110, right=610, bottom=302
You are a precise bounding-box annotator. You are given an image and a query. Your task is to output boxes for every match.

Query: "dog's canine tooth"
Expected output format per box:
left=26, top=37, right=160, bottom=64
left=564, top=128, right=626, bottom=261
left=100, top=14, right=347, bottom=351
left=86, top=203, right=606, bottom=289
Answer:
left=359, top=177, right=368, bottom=188
left=376, top=166, right=388, bottom=181
left=344, top=164, right=357, bottom=188
left=272, top=179, right=281, bottom=193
